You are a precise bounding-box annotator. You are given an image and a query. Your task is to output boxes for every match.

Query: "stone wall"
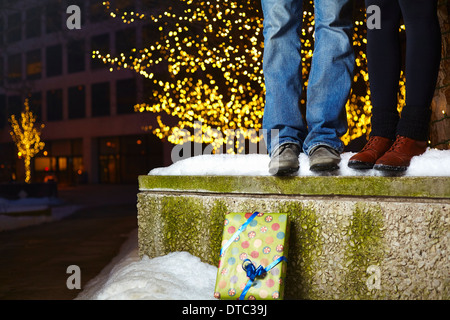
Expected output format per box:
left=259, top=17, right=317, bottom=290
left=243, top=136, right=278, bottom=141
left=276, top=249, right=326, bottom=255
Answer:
left=137, top=175, right=449, bottom=299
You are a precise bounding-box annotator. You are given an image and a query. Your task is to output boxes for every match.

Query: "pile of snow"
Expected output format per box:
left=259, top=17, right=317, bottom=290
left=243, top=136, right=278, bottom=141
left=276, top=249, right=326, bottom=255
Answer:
left=149, top=149, right=450, bottom=177
left=0, top=196, right=81, bottom=232
left=76, top=229, right=217, bottom=300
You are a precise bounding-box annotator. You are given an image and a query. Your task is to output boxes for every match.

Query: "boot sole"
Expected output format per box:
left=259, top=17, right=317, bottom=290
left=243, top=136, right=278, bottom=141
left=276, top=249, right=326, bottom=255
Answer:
left=310, top=163, right=339, bottom=172
left=347, top=160, right=374, bottom=170
left=269, top=166, right=299, bottom=176
left=373, top=164, right=408, bottom=172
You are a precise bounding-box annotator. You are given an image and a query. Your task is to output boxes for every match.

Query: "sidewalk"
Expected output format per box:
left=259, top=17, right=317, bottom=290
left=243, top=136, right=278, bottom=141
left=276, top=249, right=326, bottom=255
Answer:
left=0, top=183, right=139, bottom=300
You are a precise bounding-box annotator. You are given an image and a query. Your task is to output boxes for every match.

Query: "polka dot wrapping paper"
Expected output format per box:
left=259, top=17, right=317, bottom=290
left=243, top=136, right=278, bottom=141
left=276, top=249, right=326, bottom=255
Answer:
left=214, top=212, right=290, bottom=300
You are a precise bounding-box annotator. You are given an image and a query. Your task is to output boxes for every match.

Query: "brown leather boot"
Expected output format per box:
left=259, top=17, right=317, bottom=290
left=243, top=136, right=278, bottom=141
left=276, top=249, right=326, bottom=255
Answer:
left=374, top=135, right=427, bottom=171
left=348, top=136, right=393, bottom=169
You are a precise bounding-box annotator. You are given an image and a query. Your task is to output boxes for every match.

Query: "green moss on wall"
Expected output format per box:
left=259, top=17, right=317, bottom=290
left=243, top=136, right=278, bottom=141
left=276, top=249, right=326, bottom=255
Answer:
left=160, top=196, right=207, bottom=258
left=342, top=203, right=385, bottom=299
left=275, top=202, right=322, bottom=299
left=207, top=199, right=229, bottom=265
left=139, top=195, right=229, bottom=265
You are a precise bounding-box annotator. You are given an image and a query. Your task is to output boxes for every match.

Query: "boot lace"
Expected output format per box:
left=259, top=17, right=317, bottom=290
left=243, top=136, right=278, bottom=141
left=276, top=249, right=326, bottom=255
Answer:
left=361, top=136, right=382, bottom=152
left=387, top=136, right=407, bottom=152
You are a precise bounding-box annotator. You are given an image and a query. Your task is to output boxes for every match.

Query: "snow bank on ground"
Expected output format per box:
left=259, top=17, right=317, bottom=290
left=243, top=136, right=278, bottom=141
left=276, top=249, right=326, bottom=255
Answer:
left=76, top=229, right=217, bottom=300
left=0, top=196, right=81, bottom=232
left=148, top=149, right=450, bottom=177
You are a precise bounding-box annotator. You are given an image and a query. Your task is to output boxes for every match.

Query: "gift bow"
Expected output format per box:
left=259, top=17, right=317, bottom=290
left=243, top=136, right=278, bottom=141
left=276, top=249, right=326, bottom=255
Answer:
left=239, top=256, right=287, bottom=300
left=243, top=259, right=267, bottom=281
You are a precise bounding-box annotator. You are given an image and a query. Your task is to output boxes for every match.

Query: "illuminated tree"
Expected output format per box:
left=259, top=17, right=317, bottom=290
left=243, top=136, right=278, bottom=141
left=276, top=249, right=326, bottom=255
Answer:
left=9, top=99, right=45, bottom=183
left=97, top=0, right=406, bottom=152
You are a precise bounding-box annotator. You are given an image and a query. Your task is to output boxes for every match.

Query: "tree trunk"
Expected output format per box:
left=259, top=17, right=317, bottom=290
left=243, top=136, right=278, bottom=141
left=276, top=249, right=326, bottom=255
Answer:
left=430, top=1, right=450, bottom=149
left=24, top=155, right=31, bottom=184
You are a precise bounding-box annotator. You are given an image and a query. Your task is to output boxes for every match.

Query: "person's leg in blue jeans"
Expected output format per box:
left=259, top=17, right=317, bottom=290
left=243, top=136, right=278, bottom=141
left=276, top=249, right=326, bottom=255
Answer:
left=261, top=0, right=306, bottom=154
left=261, top=0, right=354, bottom=174
left=302, top=0, right=355, bottom=156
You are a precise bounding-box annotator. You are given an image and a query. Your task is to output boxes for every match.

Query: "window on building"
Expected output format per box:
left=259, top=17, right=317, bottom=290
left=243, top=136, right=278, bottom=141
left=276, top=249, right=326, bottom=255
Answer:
left=116, top=78, right=137, bottom=114
left=68, top=85, right=86, bottom=119
left=142, top=23, right=159, bottom=48
left=115, top=27, right=136, bottom=54
left=45, top=1, right=62, bottom=34
left=46, top=89, right=63, bottom=121
left=7, top=95, right=22, bottom=119
left=34, top=138, right=85, bottom=185
left=0, top=95, right=6, bottom=129
left=141, top=0, right=161, bottom=8
left=99, top=137, right=120, bottom=183
left=28, top=92, right=42, bottom=122
left=99, top=134, right=163, bottom=184
left=143, top=77, right=159, bottom=105
left=46, top=45, right=63, bottom=77
left=0, top=56, right=4, bottom=86
left=91, top=33, right=110, bottom=70
left=0, top=18, right=4, bottom=47
left=89, top=0, right=109, bottom=22
left=91, top=82, right=110, bottom=117
left=119, top=134, right=163, bottom=183
left=7, top=12, right=21, bottom=43
left=0, top=142, right=17, bottom=182
left=26, top=6, right=42, bottom=39
left=116, top=0, right=135, bottom=12
left=26, top=49, right=42, bottom=80
left=7, top=54, right=22, bottom=83
left=67, top=40, right=86, bottom=73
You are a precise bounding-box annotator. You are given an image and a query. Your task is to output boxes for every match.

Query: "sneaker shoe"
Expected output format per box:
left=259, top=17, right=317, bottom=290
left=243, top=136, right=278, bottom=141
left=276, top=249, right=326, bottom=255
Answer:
left=373, top=135, right=427, bottom=171
left=348, top=136, right=393, bottom=170
left=309, top=145, right=340, bottom=171
left=268, top=143, right=300, bottom=176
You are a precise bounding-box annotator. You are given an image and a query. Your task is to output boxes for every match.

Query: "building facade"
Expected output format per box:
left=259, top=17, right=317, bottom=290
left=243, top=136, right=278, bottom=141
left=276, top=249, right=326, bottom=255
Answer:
left=0, top=0, right=172, bottom=185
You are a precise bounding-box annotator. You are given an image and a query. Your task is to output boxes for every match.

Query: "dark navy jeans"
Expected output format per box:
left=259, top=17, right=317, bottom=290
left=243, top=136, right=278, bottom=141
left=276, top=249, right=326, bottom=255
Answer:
left=366, top=0, right=441, bottom=141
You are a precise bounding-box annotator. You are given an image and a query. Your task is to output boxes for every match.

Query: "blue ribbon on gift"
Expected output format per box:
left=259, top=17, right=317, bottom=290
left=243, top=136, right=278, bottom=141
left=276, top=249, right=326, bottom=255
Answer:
left=218, top=211, right=288, bottom=300
left=239, top=256, right=287, bottom=300
left=219, top=211, right=259, bottom=257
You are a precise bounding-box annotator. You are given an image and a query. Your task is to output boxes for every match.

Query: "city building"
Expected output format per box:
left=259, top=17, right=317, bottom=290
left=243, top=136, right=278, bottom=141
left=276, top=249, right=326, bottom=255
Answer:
left=0, top=0, right=172, bottom=185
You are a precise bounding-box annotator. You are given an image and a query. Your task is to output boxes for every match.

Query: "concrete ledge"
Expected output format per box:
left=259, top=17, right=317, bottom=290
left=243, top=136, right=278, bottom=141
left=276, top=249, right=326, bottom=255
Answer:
left=139, top=175, right=450, bottom=199
left=137, top=175, right=449, bottom=299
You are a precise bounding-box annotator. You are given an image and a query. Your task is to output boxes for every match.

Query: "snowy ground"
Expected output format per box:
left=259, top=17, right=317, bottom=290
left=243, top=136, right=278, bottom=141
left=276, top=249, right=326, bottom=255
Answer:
left=2, top=149, right=449, bottom=300
left=0, top=196, right=81, bottom=232
left=75, top=229, right=218, bottom=300
left=149, top=149, right=450, bottom=177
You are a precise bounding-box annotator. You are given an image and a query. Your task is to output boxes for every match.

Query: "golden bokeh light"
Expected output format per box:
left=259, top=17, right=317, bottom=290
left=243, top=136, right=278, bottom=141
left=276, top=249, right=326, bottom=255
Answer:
left=97, top=0, right=407, bottom=152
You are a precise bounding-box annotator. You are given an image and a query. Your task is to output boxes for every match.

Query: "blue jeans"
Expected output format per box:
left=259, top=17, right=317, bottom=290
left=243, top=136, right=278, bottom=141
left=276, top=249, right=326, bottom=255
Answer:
left=261, top=0, right=355, bottom=156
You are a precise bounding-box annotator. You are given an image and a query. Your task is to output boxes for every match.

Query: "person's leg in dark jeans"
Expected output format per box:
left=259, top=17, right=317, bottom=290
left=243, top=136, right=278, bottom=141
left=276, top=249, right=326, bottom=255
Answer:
left=349, top=0, right=441, bottom=171
left=396, top=0, right=442, bottom=141
left=366, top=0, right=402, bottom=140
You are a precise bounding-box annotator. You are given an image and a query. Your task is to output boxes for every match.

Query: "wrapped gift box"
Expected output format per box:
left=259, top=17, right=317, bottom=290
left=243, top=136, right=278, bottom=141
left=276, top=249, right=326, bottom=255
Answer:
left=214, top=211, right=289, bottom=300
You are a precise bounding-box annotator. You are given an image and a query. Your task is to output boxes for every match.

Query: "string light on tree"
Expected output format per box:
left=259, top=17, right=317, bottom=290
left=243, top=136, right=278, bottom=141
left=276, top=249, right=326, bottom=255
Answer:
left=9, top=99, right=45, bottom=184
left=96, top=0, right=407, bottom=152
